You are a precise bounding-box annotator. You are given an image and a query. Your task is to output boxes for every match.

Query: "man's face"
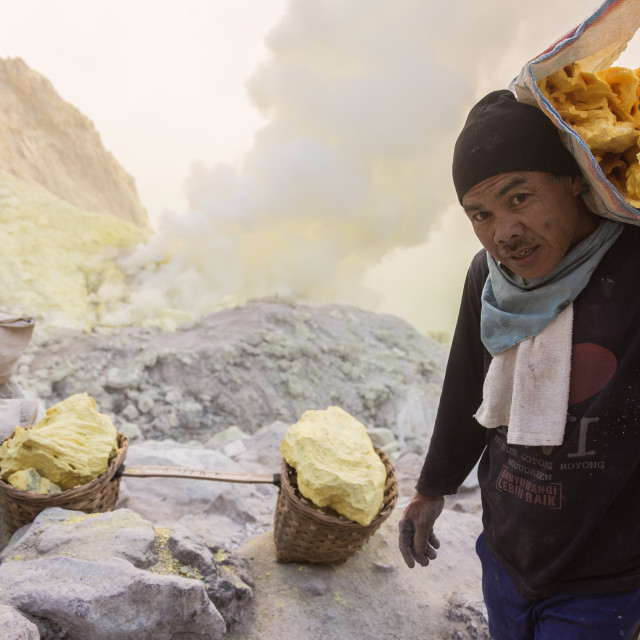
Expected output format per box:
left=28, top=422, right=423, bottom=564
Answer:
left=462, top=171, right=598, bottom=279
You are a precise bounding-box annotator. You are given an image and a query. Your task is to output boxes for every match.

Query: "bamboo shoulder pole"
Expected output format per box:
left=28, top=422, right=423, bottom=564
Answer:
left=119, top=464, right=280, bottom=485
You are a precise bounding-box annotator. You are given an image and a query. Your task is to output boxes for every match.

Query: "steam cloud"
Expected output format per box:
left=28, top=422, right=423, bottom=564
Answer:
left=104, top=0, right=591, bottom=331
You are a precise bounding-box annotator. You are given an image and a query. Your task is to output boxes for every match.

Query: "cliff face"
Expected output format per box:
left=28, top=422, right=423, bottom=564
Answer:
left=0, top=57, right=150, bottom=229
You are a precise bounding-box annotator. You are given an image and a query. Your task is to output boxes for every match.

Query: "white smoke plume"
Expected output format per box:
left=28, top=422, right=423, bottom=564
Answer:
left=104, top=0, right=595, bottom=331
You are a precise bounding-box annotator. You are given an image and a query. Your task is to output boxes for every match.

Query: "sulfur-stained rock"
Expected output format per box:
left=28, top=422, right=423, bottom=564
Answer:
left=0, top=393, right=119, bottom=491
left=280, top=406, right=386, bottom=526
left=0, top=507, right=254, bottom=639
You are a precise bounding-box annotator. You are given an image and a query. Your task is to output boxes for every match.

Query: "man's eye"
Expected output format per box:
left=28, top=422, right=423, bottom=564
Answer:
left=512, top=193, right=529, bottom=205
left=472, top=211, right=490, bottom=222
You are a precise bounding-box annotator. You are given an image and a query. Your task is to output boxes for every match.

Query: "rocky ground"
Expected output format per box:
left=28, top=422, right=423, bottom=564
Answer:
left=0, top=299, right=487, bottom=639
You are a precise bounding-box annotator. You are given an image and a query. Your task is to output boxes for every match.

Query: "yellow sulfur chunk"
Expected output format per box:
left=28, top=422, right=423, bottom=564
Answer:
left=0, top=393, right=119, bottom=491
left=539, top=62, right=640, bottom=207
left=280, top=406, right=386, bottom=526
left=7, top=467, right=61, bottom=494
left=573, top=113, right=638, bottom=154
left=626, top=161, right=640, bottom=201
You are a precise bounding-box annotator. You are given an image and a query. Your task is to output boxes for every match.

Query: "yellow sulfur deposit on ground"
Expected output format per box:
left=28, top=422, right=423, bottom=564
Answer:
left=151, top=526, right=204, bottom=580
left=539, top=63, right=640, bottom=206
left=0, top=170, right=147, bottom=329
left=0, top=393, right=119, bottom=492
left=280, top=406, right=386, bottom=526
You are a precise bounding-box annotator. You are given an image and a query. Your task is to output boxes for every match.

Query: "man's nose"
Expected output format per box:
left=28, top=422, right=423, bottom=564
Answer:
left=494, top=215, right=525, bottom=244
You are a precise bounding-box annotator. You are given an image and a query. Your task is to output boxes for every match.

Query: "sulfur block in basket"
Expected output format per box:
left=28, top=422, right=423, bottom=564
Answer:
left=280, top=406, right=386, bottom=526
left=0, top=393, right=119, bottom=491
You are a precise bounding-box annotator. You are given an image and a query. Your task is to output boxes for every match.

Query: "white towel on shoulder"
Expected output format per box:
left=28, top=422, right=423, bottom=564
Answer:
left=474, top=303, right=573, bottom=447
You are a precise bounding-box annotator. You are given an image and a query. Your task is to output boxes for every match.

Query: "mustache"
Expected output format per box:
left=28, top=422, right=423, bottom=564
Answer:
left=500, top=238, right=537, bottom=258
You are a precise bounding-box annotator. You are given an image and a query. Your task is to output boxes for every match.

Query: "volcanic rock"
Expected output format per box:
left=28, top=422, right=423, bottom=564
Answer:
left=0, top=604, right=40, bottom=640
left=0, top=507, right=253, bottom=639
left=16, top=298, right=447, bottom=449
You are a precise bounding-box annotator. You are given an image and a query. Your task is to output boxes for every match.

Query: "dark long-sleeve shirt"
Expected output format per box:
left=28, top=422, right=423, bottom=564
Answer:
left=418, top=224, right=640, bottom=599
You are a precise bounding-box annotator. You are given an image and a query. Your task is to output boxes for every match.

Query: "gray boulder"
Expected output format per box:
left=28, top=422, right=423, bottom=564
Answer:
left=0, top=507, right=254, bottom=639
left=0, top=557, right=222, bottom=640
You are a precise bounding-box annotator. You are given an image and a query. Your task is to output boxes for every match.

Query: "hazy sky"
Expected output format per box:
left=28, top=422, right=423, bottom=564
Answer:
left=0, top=0, right=287, bottom=217
left=0, top=1, right=638, bottom=335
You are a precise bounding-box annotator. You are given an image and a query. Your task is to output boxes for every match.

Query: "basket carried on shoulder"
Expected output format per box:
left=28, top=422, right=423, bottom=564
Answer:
left=273, top=446, right=398, bottom=565
left=0, top=432, right=129, bottom=534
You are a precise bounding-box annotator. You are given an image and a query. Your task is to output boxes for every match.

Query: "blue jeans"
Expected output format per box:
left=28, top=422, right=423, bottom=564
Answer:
left=476, top=533, right=640, bottom=640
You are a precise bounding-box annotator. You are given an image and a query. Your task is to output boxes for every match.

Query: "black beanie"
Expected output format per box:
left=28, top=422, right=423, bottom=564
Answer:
left=452, top=90, right=581, bottom=203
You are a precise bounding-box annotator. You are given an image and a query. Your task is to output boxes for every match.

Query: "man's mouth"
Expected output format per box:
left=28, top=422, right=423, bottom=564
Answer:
left=501, top=241, right=540, bottom=261
left=511, top=246, right=537, bottom=259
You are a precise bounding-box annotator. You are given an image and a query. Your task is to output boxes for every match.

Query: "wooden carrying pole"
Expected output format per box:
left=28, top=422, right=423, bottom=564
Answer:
left=120, top=464, right=280, bottom=485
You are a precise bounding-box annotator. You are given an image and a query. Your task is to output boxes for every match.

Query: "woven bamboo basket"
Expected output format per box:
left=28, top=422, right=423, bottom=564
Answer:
left=273, top=446, right=398, bottom=565
left=0, top=432, right=129, bottom=534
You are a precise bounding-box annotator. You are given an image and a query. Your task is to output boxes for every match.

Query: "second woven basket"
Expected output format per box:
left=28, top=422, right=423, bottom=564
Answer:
left=273, top=446, right=397, bottom=565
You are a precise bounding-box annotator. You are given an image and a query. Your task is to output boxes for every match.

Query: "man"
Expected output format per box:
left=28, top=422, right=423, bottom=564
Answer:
left=398, top=90, right=640, bottom=639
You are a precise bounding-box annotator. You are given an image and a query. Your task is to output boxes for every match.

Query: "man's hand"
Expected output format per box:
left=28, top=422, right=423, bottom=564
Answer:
left=398, top=492, right=445, bottom=568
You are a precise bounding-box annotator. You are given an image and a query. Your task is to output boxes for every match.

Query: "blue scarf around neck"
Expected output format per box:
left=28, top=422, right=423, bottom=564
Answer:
left=480, top=219, right=623, bottom=356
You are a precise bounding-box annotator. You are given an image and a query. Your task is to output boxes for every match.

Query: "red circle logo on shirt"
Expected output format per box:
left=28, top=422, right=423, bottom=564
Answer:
left=569, top=343, right=617, bottom=405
